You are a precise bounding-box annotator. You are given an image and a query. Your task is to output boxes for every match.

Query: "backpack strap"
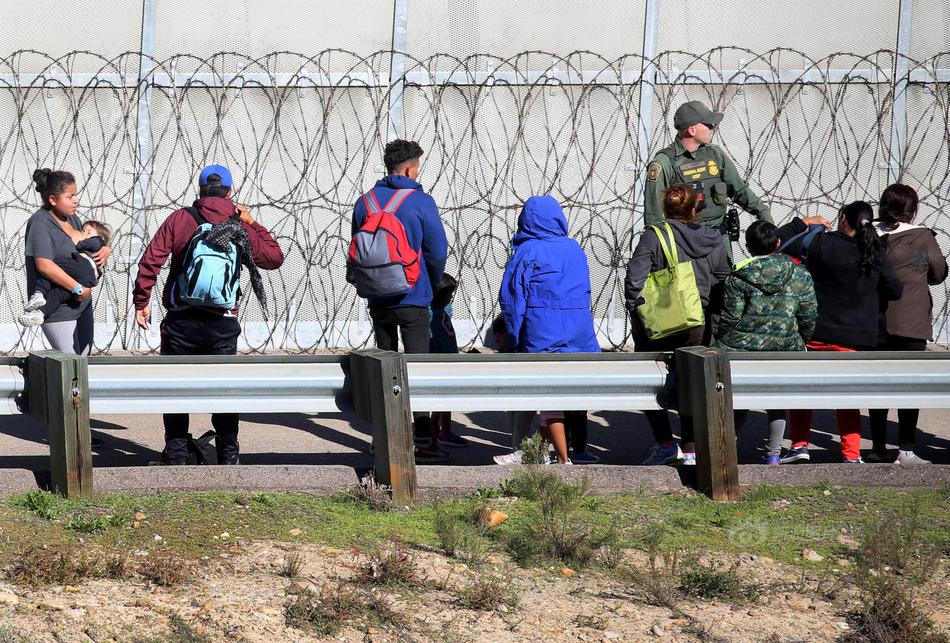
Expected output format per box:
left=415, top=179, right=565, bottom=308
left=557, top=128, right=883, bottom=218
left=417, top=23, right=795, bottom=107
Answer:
left=363, top=190, right=384, bottom=214
left=362, top=188, right=414, bottom=215
left=799, top=226, right=822, bottom=264
left=380, top=188, right=414, bottom=214
left=184, top=206, right=205, bottom=226
left=778, top=224, right=823, bottom=264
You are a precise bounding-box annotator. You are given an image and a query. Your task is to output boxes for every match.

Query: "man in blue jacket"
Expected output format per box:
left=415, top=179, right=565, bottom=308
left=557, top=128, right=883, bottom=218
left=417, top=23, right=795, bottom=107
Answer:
left=352, top=139, right=449, bottom=462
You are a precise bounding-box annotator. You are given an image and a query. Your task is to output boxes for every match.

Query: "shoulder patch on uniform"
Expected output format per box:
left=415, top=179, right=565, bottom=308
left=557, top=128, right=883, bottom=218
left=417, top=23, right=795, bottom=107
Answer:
left=647, top=163, right=662, bottom=182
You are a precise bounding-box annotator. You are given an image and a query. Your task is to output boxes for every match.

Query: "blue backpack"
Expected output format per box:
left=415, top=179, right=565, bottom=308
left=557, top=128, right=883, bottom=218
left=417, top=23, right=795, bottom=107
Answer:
left=171, top=207, right=242, bottom=310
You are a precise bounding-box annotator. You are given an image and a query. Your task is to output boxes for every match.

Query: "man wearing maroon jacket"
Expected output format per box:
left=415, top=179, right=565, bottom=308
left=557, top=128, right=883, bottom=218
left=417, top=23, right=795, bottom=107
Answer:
left=133, top=165, right=284, bottom=464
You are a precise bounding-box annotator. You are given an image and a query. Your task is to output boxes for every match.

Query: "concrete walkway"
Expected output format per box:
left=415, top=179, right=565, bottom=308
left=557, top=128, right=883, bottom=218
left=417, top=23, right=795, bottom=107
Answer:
left=0, top=407, right=948, bottom=496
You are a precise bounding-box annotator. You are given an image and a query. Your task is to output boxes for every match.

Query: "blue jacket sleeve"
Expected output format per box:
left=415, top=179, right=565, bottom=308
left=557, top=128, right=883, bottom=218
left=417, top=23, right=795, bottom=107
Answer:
left=351, top=197, right=366, bottom=236
left=420, top=195, right=448, bottom=288
left=499, top=251, right=529, bottom=350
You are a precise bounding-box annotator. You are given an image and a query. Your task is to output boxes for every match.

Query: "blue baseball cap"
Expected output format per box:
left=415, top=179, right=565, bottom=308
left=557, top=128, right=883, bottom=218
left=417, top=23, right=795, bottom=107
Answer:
left=198, top=164, right=233, bottom=187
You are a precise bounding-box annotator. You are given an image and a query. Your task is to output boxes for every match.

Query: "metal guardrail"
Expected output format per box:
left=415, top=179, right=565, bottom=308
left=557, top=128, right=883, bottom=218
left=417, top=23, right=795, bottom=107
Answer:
left=85, top=355, right=349, bottom=414
left=10, top=349, right=950, bottom=502
left=405, top=353, right=670, bottom=413
left=729, top=352, right=950, bottom=410
left=0, top=358, right=24, bottom=415
left=3, top=352, right=950, bottom=416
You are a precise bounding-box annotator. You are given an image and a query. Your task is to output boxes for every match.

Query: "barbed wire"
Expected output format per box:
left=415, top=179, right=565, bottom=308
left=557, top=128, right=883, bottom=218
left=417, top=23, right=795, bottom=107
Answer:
left=0, top=47, right=947, bottom=353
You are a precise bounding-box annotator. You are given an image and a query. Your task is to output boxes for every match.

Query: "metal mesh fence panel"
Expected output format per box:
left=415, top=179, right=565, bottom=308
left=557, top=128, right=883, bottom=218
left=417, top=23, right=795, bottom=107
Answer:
left=1, top=44, right=949, bottom=352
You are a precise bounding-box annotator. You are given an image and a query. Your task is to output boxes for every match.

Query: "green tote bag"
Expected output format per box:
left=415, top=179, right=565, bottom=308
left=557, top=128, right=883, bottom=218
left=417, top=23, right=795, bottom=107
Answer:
left=635, top=222, right=705, bottom=340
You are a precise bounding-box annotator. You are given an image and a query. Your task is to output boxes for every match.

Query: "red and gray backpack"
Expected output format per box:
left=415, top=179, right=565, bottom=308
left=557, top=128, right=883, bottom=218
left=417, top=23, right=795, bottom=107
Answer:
left=347, top=188, right=420, bottom=298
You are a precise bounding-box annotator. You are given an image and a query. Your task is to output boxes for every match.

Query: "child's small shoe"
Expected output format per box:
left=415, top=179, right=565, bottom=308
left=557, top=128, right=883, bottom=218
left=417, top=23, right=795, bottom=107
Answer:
left=17, top=310, right=44, bottom=327
left=761, top=454, right=781, bottom=465
left=24, top=293, right=46, bottom=312
left=680, top=452, right=696, bottom=466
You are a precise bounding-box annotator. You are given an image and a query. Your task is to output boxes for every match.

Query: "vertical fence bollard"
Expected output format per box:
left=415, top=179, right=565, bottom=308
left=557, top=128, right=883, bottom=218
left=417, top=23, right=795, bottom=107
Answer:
left=350, top=349, right=418, bottom=505
left=26, top=351, right=93, bottom=499
left=675, top=347, right=739, bottom=501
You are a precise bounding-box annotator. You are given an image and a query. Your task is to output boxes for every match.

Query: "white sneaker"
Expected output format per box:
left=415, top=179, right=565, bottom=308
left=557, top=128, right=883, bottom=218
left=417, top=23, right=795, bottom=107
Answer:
left=895, top=450, right=931, bottom=465
left=17, top=310, right=44, bottom=327
left=24, top=293, right=46, bottom=312
left=493, top=450, right=524, bottom=465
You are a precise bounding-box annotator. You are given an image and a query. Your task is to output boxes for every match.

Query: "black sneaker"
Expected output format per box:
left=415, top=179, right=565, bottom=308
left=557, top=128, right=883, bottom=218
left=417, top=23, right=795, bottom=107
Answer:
left=780, top=445, right=810, bottom=464
left=414, top=446, right=451, bottom=464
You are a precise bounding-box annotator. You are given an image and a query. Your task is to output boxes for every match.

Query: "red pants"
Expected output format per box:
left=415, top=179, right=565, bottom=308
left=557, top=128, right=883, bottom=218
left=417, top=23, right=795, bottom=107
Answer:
left=788, top=340, right=862, bottom=461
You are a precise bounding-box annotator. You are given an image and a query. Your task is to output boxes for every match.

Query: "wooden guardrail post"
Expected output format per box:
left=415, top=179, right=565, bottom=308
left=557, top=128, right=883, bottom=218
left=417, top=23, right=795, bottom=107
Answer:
left=675, top=347, right=739, bottom=501
left=350, top=349, right=417, bottom=505
left=26, top=351, right=93, bottom=498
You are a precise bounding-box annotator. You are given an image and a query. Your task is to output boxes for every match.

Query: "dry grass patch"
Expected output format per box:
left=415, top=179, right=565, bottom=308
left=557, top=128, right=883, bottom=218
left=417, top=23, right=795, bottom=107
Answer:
left=8, top=545, right=97, bottom=586
left=137, top=550, right=191, bottom=587
left=455, top=575, right=519, bottom=611
left=284, top=583, right=407, bottom=637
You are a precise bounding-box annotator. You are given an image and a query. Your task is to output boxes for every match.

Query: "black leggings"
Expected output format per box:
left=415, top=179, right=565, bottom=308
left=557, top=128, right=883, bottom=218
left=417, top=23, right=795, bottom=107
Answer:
left=565, top=411, right=588, bottom=453
left=868, top=334, right=927, bottom=451
left=369, top=305, right=433, bottom=437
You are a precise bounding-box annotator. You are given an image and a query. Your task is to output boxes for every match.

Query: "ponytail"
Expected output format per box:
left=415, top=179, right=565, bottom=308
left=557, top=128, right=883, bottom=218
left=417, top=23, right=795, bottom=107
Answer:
left=840, top=200, right=881, bottom=273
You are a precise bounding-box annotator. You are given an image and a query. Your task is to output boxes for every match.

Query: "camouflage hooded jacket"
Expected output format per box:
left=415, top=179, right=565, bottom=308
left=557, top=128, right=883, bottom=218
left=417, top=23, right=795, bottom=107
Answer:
left=715, top=253, right=818, bottom=351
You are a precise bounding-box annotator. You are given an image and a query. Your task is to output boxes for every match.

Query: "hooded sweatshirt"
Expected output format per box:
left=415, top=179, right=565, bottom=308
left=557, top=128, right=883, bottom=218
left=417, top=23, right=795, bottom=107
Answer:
left=715, top=253, right=817, bottom=351
left=499, top=196, right=600, bottom=353
left=876, top=222, right=948, bottom=341
left=133, top=196, right=285, bottom=314
left=624, top=218, right=731, bottom=316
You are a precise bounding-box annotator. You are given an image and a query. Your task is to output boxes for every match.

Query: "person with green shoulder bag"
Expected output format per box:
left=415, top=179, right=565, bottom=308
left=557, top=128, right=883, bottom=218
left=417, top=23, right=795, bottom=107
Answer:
left=625, top=184, right=731, bottom=466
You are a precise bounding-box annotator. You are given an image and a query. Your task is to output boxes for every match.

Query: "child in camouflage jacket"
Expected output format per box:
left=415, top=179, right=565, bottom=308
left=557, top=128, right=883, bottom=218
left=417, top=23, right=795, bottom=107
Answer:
left=716, top=221, right=818, bottom=464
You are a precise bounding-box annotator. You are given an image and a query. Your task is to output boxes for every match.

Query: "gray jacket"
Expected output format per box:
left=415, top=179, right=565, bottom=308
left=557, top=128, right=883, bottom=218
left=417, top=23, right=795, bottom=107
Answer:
left=625, top=219, right=731, bottom=315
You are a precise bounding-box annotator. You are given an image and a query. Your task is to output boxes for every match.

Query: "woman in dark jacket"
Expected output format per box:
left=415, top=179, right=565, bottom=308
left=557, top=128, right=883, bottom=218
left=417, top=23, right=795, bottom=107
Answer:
left=867, top=184, right=948, bottom=464
left=625, top=183, right=731, bottom=466
left=777, top=201, right=903, bottom=464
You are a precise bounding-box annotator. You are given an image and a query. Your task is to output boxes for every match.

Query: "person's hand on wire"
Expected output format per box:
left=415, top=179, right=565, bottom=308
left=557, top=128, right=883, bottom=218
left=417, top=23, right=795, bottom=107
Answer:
left=234, top=204, right=255, bottom=226
left=801, top=215, right=832, bottom=229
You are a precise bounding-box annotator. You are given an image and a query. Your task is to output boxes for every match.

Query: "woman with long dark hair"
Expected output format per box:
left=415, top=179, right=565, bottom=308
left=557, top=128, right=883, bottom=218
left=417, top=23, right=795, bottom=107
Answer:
left=777, top=201, right=903, bottom=463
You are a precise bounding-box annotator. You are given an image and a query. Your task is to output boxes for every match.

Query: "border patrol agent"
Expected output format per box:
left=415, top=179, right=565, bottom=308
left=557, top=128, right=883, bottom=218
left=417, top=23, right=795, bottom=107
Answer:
left=644, top=101, right=772, bottom=254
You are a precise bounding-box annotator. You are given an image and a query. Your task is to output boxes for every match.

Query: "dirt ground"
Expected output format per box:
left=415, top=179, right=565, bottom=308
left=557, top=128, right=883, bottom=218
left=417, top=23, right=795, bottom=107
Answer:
left=0, top=540, right=947, bottom=642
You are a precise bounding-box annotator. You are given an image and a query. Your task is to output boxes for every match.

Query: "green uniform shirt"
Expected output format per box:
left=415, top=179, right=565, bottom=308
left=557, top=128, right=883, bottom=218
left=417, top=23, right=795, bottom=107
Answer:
left=643, top=139, right=772, bottom=229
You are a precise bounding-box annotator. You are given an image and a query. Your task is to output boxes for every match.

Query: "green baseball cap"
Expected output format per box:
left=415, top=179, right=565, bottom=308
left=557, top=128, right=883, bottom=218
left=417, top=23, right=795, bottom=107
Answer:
left=673, top=100, right=724, bottom=131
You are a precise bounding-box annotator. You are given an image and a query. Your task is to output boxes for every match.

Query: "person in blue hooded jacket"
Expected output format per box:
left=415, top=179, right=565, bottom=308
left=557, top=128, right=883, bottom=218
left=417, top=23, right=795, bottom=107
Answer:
left=499, top=195, right=600, bottom=464
left=352, top=139, right=449, bottom=463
